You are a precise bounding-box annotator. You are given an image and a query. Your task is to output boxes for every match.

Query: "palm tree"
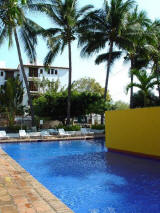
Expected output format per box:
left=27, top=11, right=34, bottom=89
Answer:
left=79, top=0, right=135, bottom=102
left=126, top=69, right=158, bottom=107
left=122, top=6, right=152, bottom=108
left=0, top=0, right=41, bottom=126
left=146, top=20, right=160, bottom=100
left=30, top=0, right=93, bottom=125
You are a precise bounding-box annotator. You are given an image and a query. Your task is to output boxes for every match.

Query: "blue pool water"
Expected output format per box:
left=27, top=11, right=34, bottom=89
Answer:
left=1, top=139, right=160, bottom=213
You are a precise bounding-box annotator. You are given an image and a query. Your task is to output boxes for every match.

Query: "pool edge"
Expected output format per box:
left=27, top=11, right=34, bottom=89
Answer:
left=0, top=148, right=74, bottom=213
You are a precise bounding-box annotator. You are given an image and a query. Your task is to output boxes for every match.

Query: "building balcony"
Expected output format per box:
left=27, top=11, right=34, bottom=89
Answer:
left=28, top=76, right=39, bottom=81
left=30, top=90, right=39, bottom=94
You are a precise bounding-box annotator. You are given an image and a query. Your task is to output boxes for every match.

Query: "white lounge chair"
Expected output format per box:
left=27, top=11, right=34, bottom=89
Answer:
left=40, top=130, right=51, bottom=137
left=28, top=132, right=41, bottom=138
left=58, top=129, right=71, bottom=137
left=0, top=131, right=9, bottom=139
left=81, top=128, right=94, bottom=135
left=19, top=130, right=29, bottom=138
left=48, top=129, right=58, bottom=135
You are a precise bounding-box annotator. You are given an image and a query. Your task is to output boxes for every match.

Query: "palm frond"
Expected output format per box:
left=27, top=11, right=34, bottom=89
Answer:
left=95, top=51, right=122, bottom=65
left=19, top=17, right=43, bottom=63
left=0, top=26, right=6, bottom=46
left=44, top=41, right=61, bottom=66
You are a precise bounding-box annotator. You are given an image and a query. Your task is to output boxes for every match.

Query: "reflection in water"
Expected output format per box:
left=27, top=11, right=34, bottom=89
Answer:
left=1, top=140, right=160, bottom=213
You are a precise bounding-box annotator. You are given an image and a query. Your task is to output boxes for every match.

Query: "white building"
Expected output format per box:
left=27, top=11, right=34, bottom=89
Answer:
left=0, top=64, right=69, bottom=106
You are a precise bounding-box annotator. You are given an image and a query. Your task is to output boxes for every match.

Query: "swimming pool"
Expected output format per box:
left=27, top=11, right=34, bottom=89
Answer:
left=1, top=139, right=160, bottom=213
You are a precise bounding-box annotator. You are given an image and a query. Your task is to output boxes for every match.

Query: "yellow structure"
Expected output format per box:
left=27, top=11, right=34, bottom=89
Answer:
left=105, top=107, right=160, bottom=158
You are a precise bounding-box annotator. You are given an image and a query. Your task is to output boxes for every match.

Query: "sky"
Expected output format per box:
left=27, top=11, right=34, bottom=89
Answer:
left=0, top=0, right=160, bottom=103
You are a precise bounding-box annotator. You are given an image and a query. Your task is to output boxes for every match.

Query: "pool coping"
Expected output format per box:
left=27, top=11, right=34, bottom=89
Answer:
left=0, top=134, right=105, bottom=143
left=0, top=148, right=74, bottom=213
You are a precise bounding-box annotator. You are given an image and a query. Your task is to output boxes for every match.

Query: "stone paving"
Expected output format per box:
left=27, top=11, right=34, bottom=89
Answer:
left=0, top=148, right=74, bottom=213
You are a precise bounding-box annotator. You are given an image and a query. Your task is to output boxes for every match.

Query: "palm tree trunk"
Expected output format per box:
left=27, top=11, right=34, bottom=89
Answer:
left=155, top=62, right=160, bottom=100
left=144, top=93, right=147, bottom=107
left=130, top=59, right=134, bottom=109
left=66, top=40, right=72, bottom=125
left=14, top=28, right=35, bottom=126
left=157, top=76, right=160, bottom=100
left=101, top=40, right=113, bottom=124
left=104, top=41, right=113, bottom=100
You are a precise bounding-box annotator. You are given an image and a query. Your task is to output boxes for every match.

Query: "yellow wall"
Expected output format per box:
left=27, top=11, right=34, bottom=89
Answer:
left=105, top=107, right=160, bottom=158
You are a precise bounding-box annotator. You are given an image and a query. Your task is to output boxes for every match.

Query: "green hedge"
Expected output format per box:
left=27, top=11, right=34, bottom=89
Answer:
left=91, top=124, right=105, bottom=130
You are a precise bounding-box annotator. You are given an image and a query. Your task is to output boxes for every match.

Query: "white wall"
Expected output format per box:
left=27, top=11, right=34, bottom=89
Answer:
left=0, top=66, right=69, bottom=106
left=0, top=70, right=5, bottom=86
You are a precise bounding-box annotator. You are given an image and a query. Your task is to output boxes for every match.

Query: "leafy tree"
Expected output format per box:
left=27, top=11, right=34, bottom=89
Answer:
left=0, top=77, right=24, bottom=127
left=113, top=100, right=129, bottom=110
left=126, top=69, right=158, bottom=107
left=31, top=0, right=93, bottom=124
left=0, top=0, right=42, bottom=125
left=33, top=90, right=109, bottom=123
left=72, top=77, right=111, bottom=100
left=79, top=0, right=135, bottom=101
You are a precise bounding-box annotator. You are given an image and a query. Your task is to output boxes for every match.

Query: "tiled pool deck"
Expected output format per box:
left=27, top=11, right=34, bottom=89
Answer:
left=0, top=148, right=74, bottom=213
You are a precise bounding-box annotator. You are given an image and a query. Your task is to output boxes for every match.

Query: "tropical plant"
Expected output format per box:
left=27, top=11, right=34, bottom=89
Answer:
left=0, top=0, right=41, bottom=125
left=123, top=6, right=152, bottom=108
left=0, top=77, right=24, bottom=127
left=126, top=69, right=158, bottom=107
left=30, top=0, right=93, bottom=124
left=79, top=0, right=135, bottom=101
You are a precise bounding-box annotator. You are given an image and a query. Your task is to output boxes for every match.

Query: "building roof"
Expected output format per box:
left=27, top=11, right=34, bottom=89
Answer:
left=0, top=64, right=69, bottom=72
left=0, top=68, right=19, bottom=72
left=20, top=64, right=69, bottom=70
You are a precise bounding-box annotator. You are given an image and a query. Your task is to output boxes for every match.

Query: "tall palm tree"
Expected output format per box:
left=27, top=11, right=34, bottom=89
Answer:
left=126, top=69, right=158, bottom=107
left=147, top=20, right=160, bottom=100
left=79, top=0, right=135, bottom=102
left=30, top=0, right=93, bottom=125
left=123, top=6, right=151, bottom=108
left=0, top=0, right=41, bottom=126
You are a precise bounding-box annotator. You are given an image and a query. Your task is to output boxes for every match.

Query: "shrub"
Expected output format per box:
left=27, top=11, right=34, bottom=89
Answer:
left=91, top=124, right=105, bottom=130
left=6, top=125, right=27, bottom=133
left=56, top=124, right=81, bottom=131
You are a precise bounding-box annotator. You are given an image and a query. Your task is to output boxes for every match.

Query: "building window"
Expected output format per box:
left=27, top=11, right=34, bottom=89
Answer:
left=5, top=72, right=14, bottom=80
left=1, top=72, right=3, bottom=76
left=51, top=69, right=54, bottom=74
left=55, top=70, right=58, bottom=75
left=40, top=69, right=43, bottom=74
left=48, top=69, right=50, bottom=74
left=29, top=68, right=38, bottom=77
left=29, top=81, right=38, bottom=91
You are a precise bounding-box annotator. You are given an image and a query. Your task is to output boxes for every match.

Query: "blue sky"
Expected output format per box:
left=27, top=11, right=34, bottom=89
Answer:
left=0, top=0, right=160, bottom=103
